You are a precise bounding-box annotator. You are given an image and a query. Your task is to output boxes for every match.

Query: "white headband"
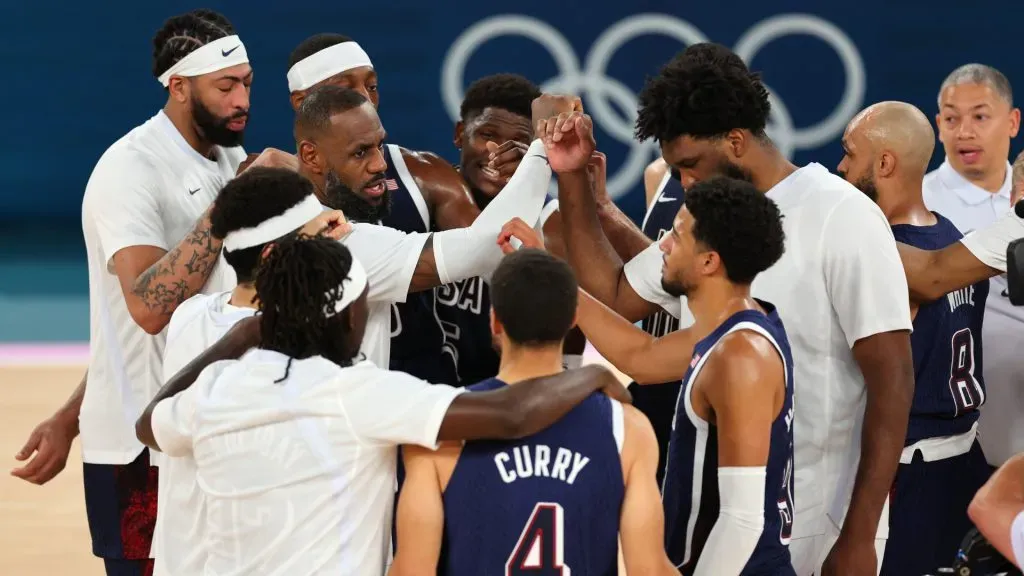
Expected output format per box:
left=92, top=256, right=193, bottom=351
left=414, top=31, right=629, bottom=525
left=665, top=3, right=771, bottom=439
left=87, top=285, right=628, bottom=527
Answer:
left=324, top=258, right=368, bottom=317
left=158, top=35, right=250, bottom=87
left=287, top=41, right=373, bottom=92
left=223, top=195, right=323, bottom=252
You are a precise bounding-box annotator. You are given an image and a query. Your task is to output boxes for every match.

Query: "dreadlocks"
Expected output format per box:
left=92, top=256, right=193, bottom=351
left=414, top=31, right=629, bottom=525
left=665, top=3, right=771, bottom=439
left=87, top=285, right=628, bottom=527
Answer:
left=254, top=235, right=361, bottom=380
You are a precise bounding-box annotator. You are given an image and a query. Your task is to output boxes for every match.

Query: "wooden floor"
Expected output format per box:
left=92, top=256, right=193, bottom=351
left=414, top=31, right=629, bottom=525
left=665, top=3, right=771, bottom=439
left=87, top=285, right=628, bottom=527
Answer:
left=1, top=365, right=104, bottom=576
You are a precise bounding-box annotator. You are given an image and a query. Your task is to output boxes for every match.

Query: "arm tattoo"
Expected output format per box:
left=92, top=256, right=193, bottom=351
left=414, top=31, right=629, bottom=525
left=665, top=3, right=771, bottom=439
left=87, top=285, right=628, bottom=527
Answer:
left=131, top=217, right=221, bottom=315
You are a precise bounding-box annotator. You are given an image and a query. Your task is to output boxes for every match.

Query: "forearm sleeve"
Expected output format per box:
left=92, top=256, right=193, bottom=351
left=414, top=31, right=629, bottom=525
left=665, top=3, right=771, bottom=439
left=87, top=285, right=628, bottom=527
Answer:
left=693, top=467, right=767, bottom=576
left=433, top=139, right=551, bottom=284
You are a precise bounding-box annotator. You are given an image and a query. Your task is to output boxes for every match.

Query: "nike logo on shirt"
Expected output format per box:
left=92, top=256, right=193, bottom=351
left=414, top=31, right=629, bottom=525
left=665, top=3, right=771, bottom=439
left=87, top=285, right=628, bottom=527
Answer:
left=189, top=188, right=200, bottom=195
left=222, top=46, right=240, bottom=57
left=657, top=195, right=677, bottom=203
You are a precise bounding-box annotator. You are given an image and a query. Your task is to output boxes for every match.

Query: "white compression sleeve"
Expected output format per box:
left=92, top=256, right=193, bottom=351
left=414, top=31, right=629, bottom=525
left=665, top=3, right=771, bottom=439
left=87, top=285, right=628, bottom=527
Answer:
left=432, top=139, right=551, bottom=284
left=693, top=467, right=767, bottom=576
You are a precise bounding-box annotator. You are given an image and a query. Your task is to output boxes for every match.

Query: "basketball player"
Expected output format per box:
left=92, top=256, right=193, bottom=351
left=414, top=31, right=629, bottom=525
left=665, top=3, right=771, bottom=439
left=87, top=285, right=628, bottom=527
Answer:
left=11, top=10, right=290, bottom=575
left=440, top=73, right=652, bottom=383
left=292, top=85, right=576, bottom=370
left=838, top=101, right=993, bottom=575
left=550, top=43, right=914, bottom=575
left=633, top=157, right=689, bottom=485
left=135, top=235, right=629, bottom=575
left=286, top=33, right=480, bottom=384
left=389, top=248, right=675, bottom=575
left=150, top=168, right=349, bottom=576
left=499, top=175, right=794, bottom=574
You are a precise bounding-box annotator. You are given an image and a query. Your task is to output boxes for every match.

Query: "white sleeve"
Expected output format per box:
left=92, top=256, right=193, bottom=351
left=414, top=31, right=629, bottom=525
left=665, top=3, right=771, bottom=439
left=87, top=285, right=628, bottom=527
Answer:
left=692, top=467, right=767, bottom=576
left=86, top=152, right=168, bottom=266
left=961, top=210, right=1024, bottom=273
left=623, top=242, right=683, bottom=319
left=822, top=197, right=913, bottom=347
left=341, top=224, right=430, bottom=303
left=432, top=139, right=552, bottom=284
left=1012, top=510, right=1024, bottom=568
left=150, top=361, right=228, bottom=456
left=344, top=369, right=466, bottom=448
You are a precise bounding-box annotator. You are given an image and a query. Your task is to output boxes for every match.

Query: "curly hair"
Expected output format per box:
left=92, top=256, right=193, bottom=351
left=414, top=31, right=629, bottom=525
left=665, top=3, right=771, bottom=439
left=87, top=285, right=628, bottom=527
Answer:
left=685, top=176, right=785, bottom=284
left=635, top=43, right=771, bottom=143
left=460, top=73, right=541, bottom=122
left=210, top=167, right=317, bottom=284
left=254, top=235, right=359, bottom=380
left=151, top=9, right=237, bottom=79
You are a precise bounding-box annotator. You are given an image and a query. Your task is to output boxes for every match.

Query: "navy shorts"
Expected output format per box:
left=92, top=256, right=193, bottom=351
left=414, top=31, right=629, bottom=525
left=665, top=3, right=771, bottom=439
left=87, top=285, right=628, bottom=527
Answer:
left=629, top=380, right=682, bottom=486
left=83, top=448, right=159, bottom=563
left=881, top=440, right=992, bottom=576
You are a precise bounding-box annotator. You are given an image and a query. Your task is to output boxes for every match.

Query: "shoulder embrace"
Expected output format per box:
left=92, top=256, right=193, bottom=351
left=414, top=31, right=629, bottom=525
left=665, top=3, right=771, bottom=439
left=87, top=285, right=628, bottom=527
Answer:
left=400, top=147, right=469, bottom=192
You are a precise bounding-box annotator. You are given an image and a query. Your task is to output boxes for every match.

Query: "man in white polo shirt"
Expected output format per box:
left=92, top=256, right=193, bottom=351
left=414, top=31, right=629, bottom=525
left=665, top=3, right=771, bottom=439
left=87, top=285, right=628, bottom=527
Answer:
left=922, top=64, right=1024, bottom=471
left=554, top=44, right=914, bottom=576
left=9, top=9, right=286, bottom=575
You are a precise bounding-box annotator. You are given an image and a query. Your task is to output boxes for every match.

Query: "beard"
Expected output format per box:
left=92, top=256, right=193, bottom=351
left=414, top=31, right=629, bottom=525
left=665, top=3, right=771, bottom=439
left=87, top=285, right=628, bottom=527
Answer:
left=854, top=175, right=879, bottom=203
left=192, top=95, right=247, bottom=148
left=322, top=170, right=392, bottom=223
left=661, top=275, right=691, bottom=298
left=715, top=157, right=755, bottom=184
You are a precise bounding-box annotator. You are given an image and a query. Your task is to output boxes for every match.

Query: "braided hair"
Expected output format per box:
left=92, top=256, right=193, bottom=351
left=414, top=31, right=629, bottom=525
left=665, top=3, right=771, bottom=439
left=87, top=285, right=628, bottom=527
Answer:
left=152, top=9, right=237, bottom=80
left=254, top=235, right=362, bottom=381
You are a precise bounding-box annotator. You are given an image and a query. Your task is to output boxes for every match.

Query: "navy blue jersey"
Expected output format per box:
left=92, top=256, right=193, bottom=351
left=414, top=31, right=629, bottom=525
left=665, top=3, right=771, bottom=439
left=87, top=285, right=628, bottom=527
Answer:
left=379, top=144, right=457, bottom=384
left=892, top=212, right=989, bottom=444
left=662, top=301, right=795, bottom=575
left=440, top=376, right=625, bottom=575
left=436, top=200, right=560, bottom=385
left=639, top=169, right=685, bottom=341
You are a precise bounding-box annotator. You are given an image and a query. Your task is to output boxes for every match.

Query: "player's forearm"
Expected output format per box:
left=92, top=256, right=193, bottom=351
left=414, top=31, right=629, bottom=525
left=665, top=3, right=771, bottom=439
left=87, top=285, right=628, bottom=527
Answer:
left=53, top=371, right=86, bottom=437
left=129, top=208, right=222, bottom=334
left=431, top=141, right=551, bottom=284
left=843, top=333, right=914, bottom=541
left=969, top=454, right=1024, bottom=567
left=557, top=169, right=631, bottom=305
left=135, top=317, right=259, bottom=449
left=505, top=365, right=621, bottom=438
left=897, top=242, right=946, bottom=302
left=597, top=199, right=651, bottom=262
left=576, top=290, right=692, bottom=384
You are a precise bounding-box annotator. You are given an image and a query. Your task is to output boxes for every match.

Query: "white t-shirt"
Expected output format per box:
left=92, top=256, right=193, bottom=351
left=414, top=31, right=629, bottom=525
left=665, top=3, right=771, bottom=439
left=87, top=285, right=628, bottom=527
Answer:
left=625, top=163, right=913, bottom=539
left=150, top=350, right=464, bottom=576
left=925, top=160, right=1024, bottom=466
left=153, top=291, right=256, bottom=576
left=80, top=110, right=244, bottom=465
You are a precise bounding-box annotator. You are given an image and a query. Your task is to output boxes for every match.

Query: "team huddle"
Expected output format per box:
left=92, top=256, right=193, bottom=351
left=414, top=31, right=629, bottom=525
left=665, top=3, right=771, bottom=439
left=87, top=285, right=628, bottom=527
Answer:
left=14, top=7, right=1024, bottom=576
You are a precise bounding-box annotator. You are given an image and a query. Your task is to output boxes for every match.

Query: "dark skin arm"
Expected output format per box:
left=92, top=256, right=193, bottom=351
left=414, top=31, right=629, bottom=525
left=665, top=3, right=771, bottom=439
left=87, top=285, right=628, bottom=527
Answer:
left=436, top=364, right=631, bottom=441
left=822, top=330, right=914, bottom=575
left=587, top=151, right=652, bottom=262
left=898, top=241, right=999, bottom=302
left=401, top=148, right=481, bottom=231
left=11, top=371, right=86, bottom=484
left=135, top=316, right=260, bottom=450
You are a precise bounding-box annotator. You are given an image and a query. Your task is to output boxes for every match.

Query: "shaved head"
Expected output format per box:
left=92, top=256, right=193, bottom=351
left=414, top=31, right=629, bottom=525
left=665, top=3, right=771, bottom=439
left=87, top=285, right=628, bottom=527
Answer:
left=847, top=101, right=935, bottom=177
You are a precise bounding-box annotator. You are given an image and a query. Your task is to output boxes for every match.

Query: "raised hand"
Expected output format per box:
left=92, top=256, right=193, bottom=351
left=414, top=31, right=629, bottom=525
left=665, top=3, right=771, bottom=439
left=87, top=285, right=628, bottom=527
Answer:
left=540, top=112, right=597, bottom=174
left=497, top=217, right=546, bottom=254
left=587, top=151, right=610, bottom=203
left=482, top=140, right=531, bottom=186
left=531, top=94, right=583, bottom=133
left=301, top=209, right=352, bottom=240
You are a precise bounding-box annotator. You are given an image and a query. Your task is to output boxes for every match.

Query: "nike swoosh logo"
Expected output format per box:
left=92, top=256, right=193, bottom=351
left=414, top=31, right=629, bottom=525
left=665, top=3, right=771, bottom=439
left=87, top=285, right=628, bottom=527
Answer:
left=221, top=46, right=240, bottom=57
left=657, top=195, right=677, bottom=203
left=188, top=188, right=200, bottom=195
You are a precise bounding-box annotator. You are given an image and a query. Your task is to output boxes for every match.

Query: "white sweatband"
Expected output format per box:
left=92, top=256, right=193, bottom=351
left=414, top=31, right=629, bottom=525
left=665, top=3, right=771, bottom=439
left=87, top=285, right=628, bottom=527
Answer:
left=223, top=195, right=322, bottom=251
left=562, top=354, right=583, bottom=370
left=1012, top=510, right=1024, bottom=569
left=692, top=466, right=767, bottom=576
left=324, top=258, right=368, bottom=317
left=433, top=139, right=551, bottom=284
left=158, top=35, right=249, bottom=87
left=287, top=41, right=373, bottom=92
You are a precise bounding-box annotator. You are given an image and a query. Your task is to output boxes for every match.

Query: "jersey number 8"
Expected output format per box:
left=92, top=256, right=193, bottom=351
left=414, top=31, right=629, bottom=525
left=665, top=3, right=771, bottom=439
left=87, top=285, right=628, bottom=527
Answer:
left=949, top=328, right=984, bottom=416
left=506, top=502, right=571, bottom=575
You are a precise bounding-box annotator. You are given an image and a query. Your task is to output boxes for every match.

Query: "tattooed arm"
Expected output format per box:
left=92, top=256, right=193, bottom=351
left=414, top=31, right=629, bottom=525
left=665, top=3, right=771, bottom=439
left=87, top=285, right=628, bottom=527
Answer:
left=111, top=207, right=222, bottom=335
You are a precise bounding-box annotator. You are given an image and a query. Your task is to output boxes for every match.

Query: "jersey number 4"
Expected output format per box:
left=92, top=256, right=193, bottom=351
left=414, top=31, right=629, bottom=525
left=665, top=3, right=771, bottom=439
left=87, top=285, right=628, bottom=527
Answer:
left=949, top=328, right=984, bottom=416
left=506, top=503, right=571, bottom=575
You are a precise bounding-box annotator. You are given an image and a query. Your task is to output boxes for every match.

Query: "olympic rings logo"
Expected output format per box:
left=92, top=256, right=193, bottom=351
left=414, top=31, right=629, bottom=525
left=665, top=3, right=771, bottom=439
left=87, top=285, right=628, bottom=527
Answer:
left=441, top=13, right=866, bottom=199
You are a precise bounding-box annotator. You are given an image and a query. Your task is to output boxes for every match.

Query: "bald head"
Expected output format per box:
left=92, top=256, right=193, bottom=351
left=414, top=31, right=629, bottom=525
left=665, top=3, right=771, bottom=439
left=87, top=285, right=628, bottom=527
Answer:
left=847, top=101, right=936, bottom=178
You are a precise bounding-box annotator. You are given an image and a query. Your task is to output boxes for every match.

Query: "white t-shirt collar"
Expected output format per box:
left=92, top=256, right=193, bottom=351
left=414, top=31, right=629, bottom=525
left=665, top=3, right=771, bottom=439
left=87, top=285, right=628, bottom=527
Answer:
left=937, top=158, right=1012, bottom=206
left=154, top=109, right=221, bottom=169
